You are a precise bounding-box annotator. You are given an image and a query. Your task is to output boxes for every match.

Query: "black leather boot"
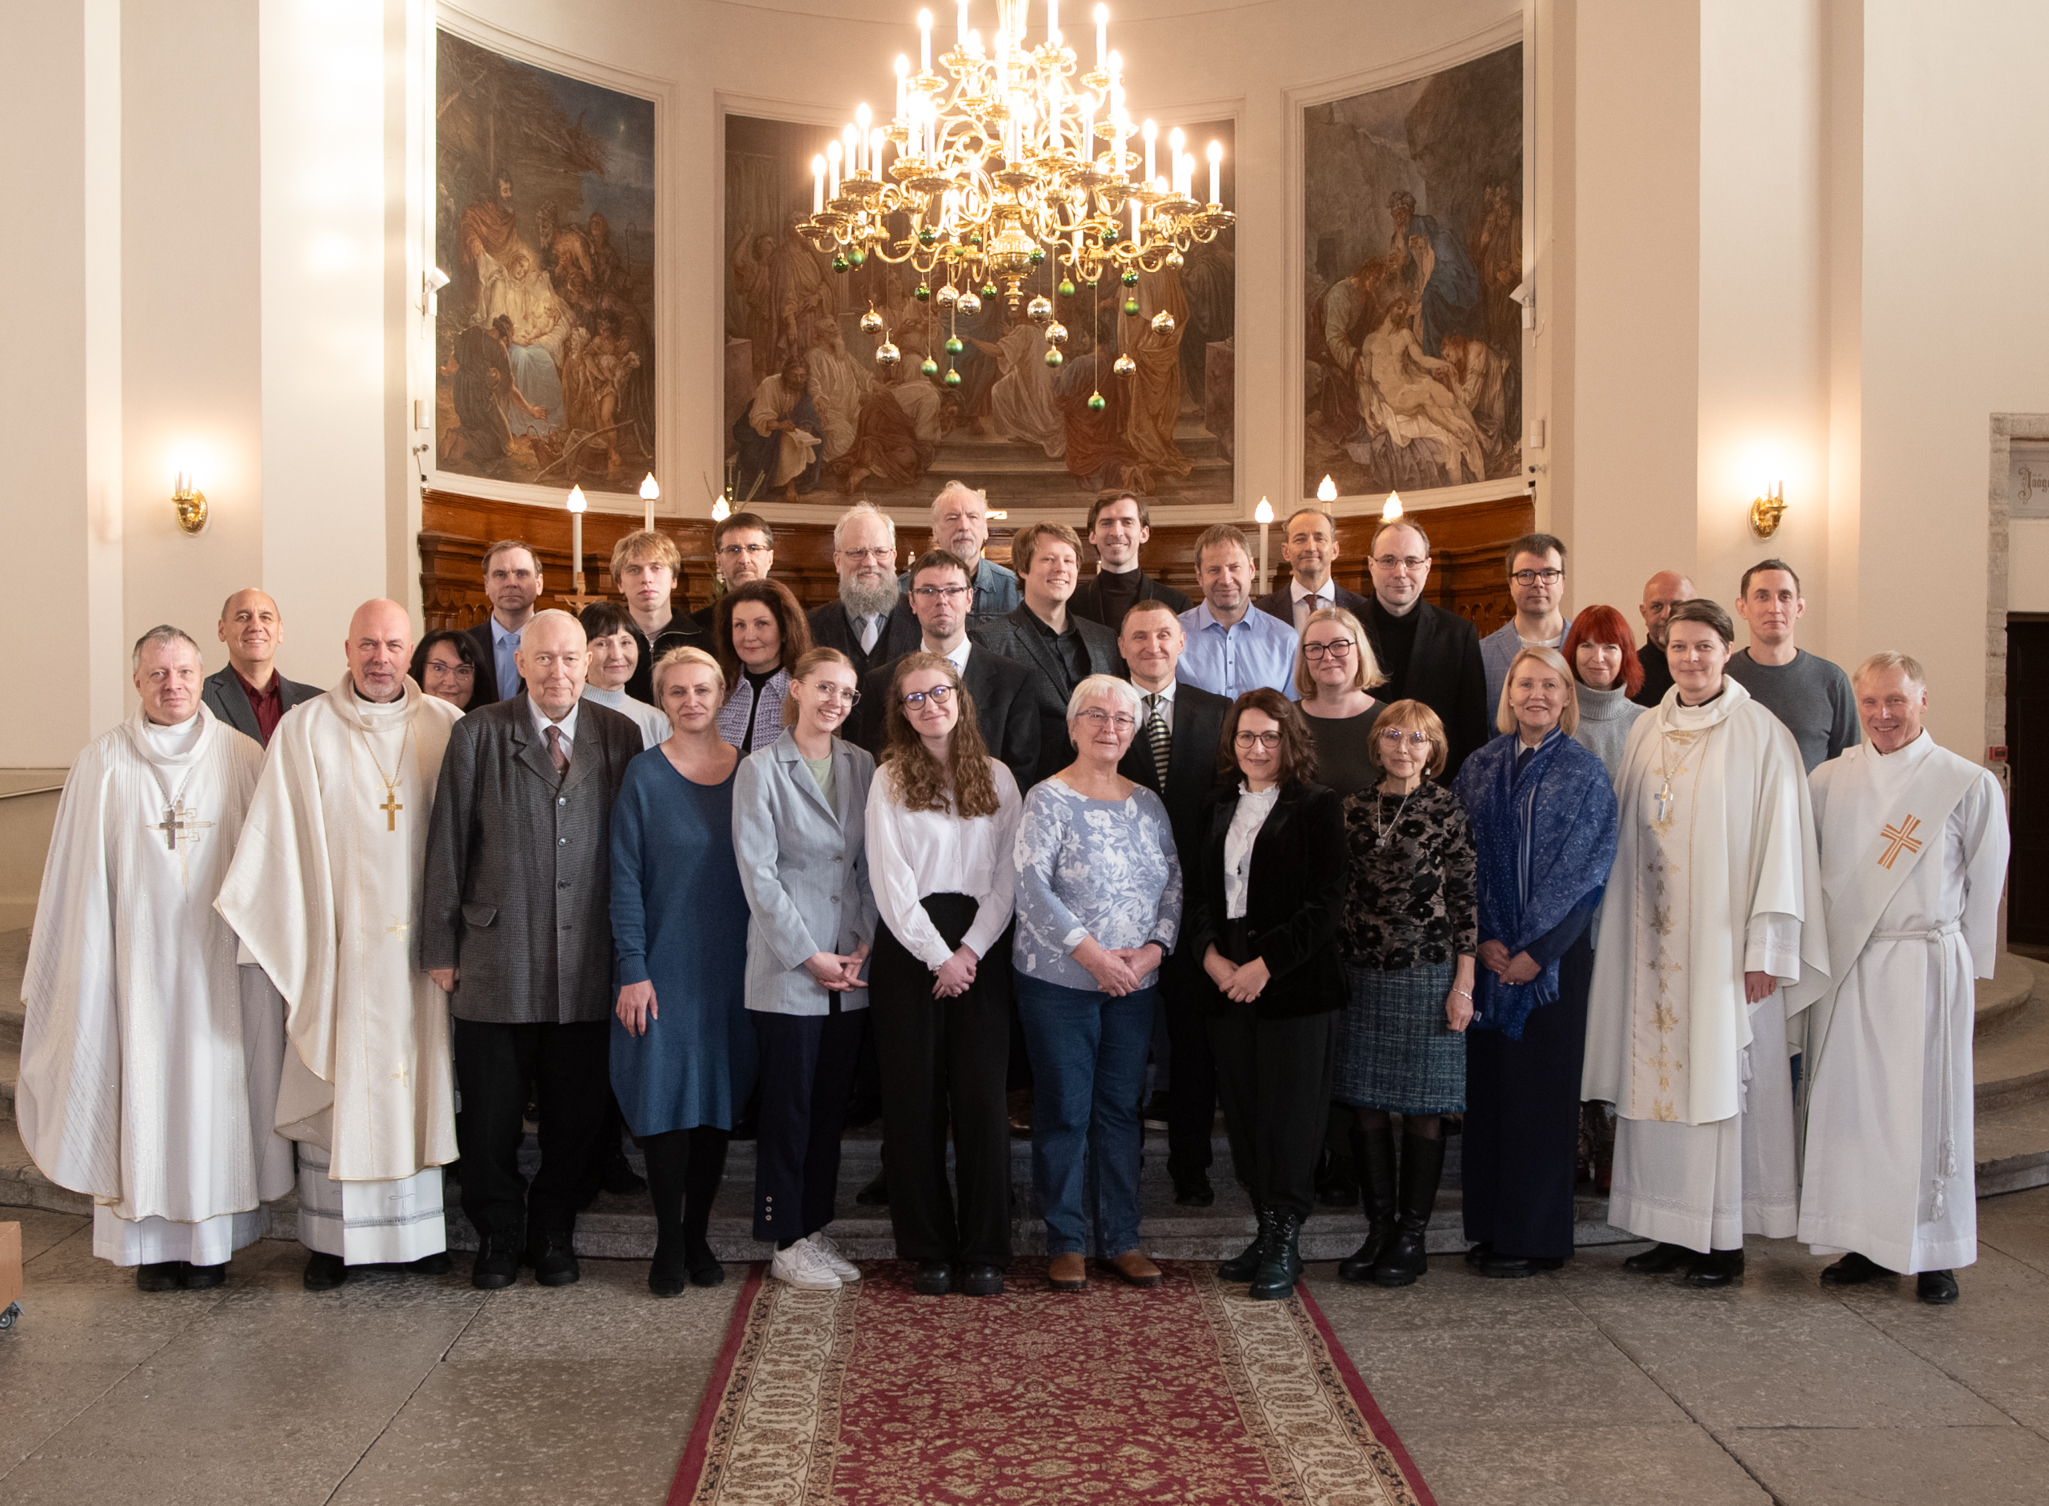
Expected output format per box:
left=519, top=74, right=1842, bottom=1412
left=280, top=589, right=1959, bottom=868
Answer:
left=1219, top=1206, right=1276, bottom=1282
left=1368, top=1133, right=1446, bottom=1288
left=1249, top=1213, right=1302, bottom=1301
left=1337, top=1120, right=1398, bottom=1283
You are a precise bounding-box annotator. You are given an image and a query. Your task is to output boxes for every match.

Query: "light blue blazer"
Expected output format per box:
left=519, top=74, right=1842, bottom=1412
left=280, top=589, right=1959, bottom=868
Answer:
left=731, top=728, right=878, bottom=1015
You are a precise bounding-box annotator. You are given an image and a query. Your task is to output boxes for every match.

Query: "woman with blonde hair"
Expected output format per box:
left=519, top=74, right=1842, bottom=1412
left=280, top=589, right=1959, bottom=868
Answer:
left=1293, top=605, right=1389, bottom=799
left=1334, top=699, right=1478, bottom=1288
left=864, top=652, right=1024, bottom=1297
left=1452, top=645, right=1618, bottom=1277
left=610, top=646, right=752, bottom=1295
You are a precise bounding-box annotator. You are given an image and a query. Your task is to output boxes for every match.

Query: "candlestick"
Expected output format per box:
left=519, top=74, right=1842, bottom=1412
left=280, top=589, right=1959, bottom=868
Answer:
left=566, top=485, right=588, bottom=598
left=1207, top=139, right=1221, bottom=205
left=855, top=105, right=870, bottom=175
left=919, top=9, right=932, bottom=72
left=895, top=55, right=909, bottom=120
left=639, top=472, right=660, bottom=532
left=1142, top=118, right=1155, bottom=183
left=1254, top=496, right=1274, bottom=585
left=1095, top=3, right=1107, bottom=66
left=812, top=155, right=825, bottom=213
left=1048, top=0, right=1059, bottom=45
left=827, top=138, right=841, bottom=199
left=957, top=0, right=968, bottom=46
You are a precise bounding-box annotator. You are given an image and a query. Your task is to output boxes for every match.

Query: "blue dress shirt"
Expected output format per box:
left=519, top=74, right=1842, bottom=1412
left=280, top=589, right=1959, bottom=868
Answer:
left=490, top=618, right=523, bottom=702
left=1175, top=601, right=1299, bottom=701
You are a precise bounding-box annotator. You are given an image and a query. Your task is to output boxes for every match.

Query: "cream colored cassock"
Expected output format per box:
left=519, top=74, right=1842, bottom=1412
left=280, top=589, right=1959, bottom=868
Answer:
left=216, top=676, right=462, bottom=1263
left=1792, top=733, right=2008, bottom=1273
left=18, top=704, right=295, bottom=1266
left=1582, top=679, right=1829, bottom=1252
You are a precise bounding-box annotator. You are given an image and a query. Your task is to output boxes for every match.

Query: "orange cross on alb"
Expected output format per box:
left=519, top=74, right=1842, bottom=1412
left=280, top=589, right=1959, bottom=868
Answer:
left=1877, top=814, right=1923, bottom=870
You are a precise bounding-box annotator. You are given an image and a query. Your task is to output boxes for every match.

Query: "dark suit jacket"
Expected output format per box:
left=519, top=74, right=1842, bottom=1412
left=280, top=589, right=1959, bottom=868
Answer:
left=1361, top=600, right=1489, bottom=781
left=850, top=643, right=1041, bottom=794
left=1632, top=639, right=1674, bottom=707
left=201, top=665, right=323, bottom=746
left=807, top=598, right=922, bottom=685
left=1253, top=580, right=1371, bottom=630
left=1183, top=780, right=1349, bottom=1020
left=1116, top=682, right=1231, bottom=876
left=1069, top=568, right=1192, bottom=629
left=972, top=605, right=1126, bottom=785
left=419, top=696, right=642, bottom=1025
left=623, top=615, right=711, bottom=706
left=464, top=620, right=511, bottom=708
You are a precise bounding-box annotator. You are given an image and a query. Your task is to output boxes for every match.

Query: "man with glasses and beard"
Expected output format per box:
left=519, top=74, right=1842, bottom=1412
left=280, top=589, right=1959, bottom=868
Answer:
left=808, top=502, right=920, bottom=681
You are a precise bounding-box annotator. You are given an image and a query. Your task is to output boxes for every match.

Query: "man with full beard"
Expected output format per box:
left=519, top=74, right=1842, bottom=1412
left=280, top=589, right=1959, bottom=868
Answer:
left=807, top=501, right=920, bottom=682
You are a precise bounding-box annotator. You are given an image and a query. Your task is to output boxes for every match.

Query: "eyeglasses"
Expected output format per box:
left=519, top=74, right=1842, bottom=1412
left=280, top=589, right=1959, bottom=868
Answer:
left=719, top=543, right=772, bottom=559
left=912, top=584, right=971, bottom=601
left=1075, top=708, right=1136, bottom=732
left=837, top=546, right=893, bottom=563
left=902, top=685, right=953, bottom=708
left=808, top=685, right=862, bottom=707
left=1371, top=554, right=1430, bottom=571
left=1302, top=640, right=1355, bottom=662
left=1233, top=731, right=1283, bottom=750
left=1378, top=728, right=1433, bottom=747
left=1510, top=568, right=1565, bottom=585
left=426, top=660, right=475, bottom=677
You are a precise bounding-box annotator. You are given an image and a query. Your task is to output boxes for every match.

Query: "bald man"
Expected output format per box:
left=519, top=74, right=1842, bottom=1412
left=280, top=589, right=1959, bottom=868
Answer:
left=201, top=589, right=322, bottom=745
left=1632, top=570, right=1696, bottom=707
left=421, top=609, right=644, bottom=1290
left=218, top=600, right=465, bottom=1291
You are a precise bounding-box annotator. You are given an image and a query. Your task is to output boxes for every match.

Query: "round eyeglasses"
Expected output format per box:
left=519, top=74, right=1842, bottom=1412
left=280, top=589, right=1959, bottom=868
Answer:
left=1074, top=708, right=1136, bottom=732
left=902, top=685, right=954, bottom=708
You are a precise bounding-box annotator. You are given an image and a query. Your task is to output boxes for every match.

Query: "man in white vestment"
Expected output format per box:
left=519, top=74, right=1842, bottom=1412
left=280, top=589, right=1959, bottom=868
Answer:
left=1792, top=652, right=2008, bottom=1304
left=1582, top=598, right=1829, bottom=1287
left=18, top=627, right=293, bottom=1291
left=216, top=599, right=464, bottom=1291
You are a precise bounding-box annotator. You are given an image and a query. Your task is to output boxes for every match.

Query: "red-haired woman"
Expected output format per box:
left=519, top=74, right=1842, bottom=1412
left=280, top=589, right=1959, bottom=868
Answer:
left=1560, top=605, right=1645, bottom=785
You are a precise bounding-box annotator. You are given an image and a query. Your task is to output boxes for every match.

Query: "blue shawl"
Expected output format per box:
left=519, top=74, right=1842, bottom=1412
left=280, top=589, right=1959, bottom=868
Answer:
left=1453, top=729, right=1619, bottom=1040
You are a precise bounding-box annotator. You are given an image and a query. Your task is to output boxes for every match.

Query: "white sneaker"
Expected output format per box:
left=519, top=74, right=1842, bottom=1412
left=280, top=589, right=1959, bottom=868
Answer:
left=771, top=1240, right=841, bottom=1291
left=809, top=1232, right=862, bottom=1283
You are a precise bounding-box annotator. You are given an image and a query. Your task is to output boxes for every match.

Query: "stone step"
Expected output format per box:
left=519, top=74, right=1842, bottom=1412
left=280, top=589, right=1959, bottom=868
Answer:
left=1975, top=960, right=2049, bottom=1113
left=1975, top=951, right=2039, bottom=1037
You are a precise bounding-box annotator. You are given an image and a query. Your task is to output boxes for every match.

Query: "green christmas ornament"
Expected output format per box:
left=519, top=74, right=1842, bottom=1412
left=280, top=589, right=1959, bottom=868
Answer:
left=1122, top=296, right=1140, bottom=316
left=1101, top=228, right=1118, bottom=246
left=1028, top=246, right=1046, bottom=265
left=945, top=335, right=964, bottom=354
left=921, top=357, right=939, bottom=376
left=1057, top=278, right=1076, bottom=298
left=918, top=227, right=937, bottom=246
left=967, top=233, right=982, bottom=248
left=832, top=255, right=850, bottom=273
left=981, top=283, right=998, bottom=300
left=914, top=284, right=931, bottom=302
left=943, top=368, right=962, bottom=388
left=1122, top=269, right=1139, bottom=287
left=1087, top=391, right=1107, bottom=412
left=849, top=247, right=867, bottom=267
left=1044, top=348, right=1064, bottom=368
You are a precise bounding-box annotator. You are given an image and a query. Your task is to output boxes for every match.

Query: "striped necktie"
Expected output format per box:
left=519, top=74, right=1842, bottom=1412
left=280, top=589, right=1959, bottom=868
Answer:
left=1144, top=693, right=1171, bottom=791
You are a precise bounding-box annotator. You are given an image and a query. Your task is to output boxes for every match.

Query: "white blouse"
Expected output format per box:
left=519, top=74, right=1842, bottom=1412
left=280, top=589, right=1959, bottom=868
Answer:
left=1223, top=783, right=1281, bottom=921
left=864, top=757, right=1025, bottom=969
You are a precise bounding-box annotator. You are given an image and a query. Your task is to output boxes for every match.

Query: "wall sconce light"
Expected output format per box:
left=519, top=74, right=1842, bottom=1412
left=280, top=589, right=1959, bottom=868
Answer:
left=1750, top=481, right=1786, bottom=538
left=173, top=471, right=208, bottom=535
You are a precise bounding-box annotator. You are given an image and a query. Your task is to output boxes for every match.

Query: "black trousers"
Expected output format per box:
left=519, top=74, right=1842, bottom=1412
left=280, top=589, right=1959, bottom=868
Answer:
left=1207, top=999, right=1337, bottom=1223
left=751, top=1008, right=866, bottom=1243
left=1158, top=949, right=1220, bottom=1180
left=453, top=1016, right=611, bottom=1245
left=1462, top=932, right=1594, bottom=1259
left=869, top=898, right=1014, bottom=1268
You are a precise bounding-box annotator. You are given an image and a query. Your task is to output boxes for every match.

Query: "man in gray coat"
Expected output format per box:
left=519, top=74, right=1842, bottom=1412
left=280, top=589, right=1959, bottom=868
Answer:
left=422, top=610, right=642, bottom=1290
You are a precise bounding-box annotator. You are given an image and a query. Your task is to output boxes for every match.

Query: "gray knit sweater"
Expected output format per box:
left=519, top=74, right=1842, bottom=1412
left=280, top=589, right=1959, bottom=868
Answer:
left=1571, top=681, right=1644, bottom=786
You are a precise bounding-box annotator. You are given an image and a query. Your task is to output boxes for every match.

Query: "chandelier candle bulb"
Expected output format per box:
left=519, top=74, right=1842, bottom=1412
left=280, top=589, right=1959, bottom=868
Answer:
left=958, top=0, right=968, bottom=46
left=826, top=138, right=841, bottom=198
left=919, top=10, right=932, bottom=72
left=895, top=55, right=909, bottom=120
left=1048, top=0, right=1059, bottom=45
left=566, top=484, right=588, bottom=591
left=639, top=472, right=660, bottom=532
left=1142, top=118, right=1156, bottom=183
left=812, top=155, right=825, bottom=213
left=1095, top=3, right=1107, bottom=66
left=1208, top=139, right=1221, bottom=205
left=1254, top=495, right=1274, bottom=583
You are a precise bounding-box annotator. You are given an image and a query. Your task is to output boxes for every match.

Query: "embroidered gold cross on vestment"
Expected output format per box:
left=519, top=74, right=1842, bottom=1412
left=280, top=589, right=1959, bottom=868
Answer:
left=1878, top=815, right=1923, bottom=870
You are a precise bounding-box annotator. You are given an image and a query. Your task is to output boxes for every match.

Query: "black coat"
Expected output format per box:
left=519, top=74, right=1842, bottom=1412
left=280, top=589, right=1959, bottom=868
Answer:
left=200, top=665, right=324, bottom=746
left=1360, top=599, right=1489, bottom=780
left=1115, top=682, right=1231, bottom=876
left=1252, top=581, right=1371, bottom=630
left=623, top=616, right=711, bottom=706
left=972, top=605, right=1126, bottom=785
left=1069, top=568, right=1191, bottom=629
left=807, top=597, right=923, bottom=685
left=849, top=642, right=1041, bottom=794
left=1184, top=780, right=1349, bottom=1020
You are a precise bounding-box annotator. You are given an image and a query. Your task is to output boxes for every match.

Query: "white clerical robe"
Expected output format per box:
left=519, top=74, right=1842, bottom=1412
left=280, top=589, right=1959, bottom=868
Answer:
left=18, top=705, right=294, bottom=1266
left=1582, top=679, right=1830, bottom=1251
left=1793, top=734, right=2008, bottom=1272
left=216, top=676, right=462, bottom=1262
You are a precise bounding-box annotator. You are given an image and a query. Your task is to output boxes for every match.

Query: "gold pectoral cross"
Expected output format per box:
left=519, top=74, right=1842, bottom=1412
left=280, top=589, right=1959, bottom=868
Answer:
left=1878, top=814, right=1923, bottom=870
left=379, top=785, right=403, bottom=832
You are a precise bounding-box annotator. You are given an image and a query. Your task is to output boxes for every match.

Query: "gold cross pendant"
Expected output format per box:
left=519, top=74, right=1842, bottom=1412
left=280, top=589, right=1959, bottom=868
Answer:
left=380, top=786, right=403, bottom=831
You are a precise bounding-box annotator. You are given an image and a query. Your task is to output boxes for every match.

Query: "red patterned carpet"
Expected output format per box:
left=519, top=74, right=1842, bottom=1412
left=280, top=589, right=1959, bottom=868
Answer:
left=669, top=1259, right=1435, bottom=1506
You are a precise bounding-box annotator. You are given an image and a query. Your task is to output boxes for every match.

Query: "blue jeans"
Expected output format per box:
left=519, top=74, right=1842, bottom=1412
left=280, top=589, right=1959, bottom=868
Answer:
left=1015, top=974, right=1158, bottom=1257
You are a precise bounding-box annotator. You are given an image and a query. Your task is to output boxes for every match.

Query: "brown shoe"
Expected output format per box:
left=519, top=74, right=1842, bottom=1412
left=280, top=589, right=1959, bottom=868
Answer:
left=1107, top=1250, right=1162, bottom=1287
left=1048, top=1252, right=1087, bottom=1291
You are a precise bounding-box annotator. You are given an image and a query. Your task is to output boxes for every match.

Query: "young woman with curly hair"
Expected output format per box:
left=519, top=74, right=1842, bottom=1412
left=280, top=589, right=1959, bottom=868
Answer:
left=862, top=652, right=1024, bottom=1297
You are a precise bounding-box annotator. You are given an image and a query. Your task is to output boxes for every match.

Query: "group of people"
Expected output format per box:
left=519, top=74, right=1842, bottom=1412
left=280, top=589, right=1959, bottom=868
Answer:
left=16, top=481, right=2007, bottom=1315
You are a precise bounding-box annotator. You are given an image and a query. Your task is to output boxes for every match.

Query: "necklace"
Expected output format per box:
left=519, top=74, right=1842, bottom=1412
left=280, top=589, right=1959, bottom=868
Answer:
left=356, top=719, right=413, bottom=833
left=1373, top=782, right=1419, bottom=848
left=1651, top=718, right=1708, bottom=831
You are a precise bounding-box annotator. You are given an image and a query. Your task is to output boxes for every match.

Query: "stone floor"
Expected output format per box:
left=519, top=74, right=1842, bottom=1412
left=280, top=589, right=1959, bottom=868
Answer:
left=4, top=1189, right=2048, bottom=1505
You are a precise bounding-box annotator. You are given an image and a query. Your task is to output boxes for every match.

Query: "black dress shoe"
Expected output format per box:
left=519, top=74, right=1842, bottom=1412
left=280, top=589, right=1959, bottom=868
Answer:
left=303, top=1251, right=349, bottom=1291
left=1622, top=1242, right=1693, bottom=1274
left=854, top=1170, right=890, bottom=1206
left=960, top=1264, right=1004, bottom=1297
left=406, top=1251, right=454, bottom=1277
left=648, top=1252, right=689, bottom=1299
left=1917, top=1270, right=1959, bottom=1305
left=1686, top=1248, right=1744, bottom=1288
left=182, top=1261, right=227, bottom=1290
left=136, top=1261, right=184, bottom=1292
left=1173, top=1175, right=1215, bottom=1208
left=1820, top=1251, right=1889, bottom=1286
left=530, top=1231, right=580, bottom=1287
left=470, top=1237, right=518, bottom=1291
left=687, top=1250, right=727, bottom=1288
left=601, top=1152, right=647, bottom=1197
left=1464, top=1241, right=1494, bottom=1268
left=912, top=1260, right=953, bottom=1295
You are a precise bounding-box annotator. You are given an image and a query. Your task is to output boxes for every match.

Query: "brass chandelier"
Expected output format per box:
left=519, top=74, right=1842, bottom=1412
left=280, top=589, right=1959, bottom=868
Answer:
left=798, top=1, right=1233, bottom=390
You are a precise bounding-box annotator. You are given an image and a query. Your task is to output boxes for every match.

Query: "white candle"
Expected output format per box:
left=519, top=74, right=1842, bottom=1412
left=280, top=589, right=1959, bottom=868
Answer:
left=1207, top=139, right=1221, bottom=205
left=1095, top=3, right=1107, bottom=66
left=871, top=127, right=886, bottom=177
left=1048, top=0, right=1059, bottom=46
left=919, top=9, right=933, bottom=72
left=640, top=473, right=659, bottom=531
left=855, top=105, right=871, bottom=175
left=1130, top=195, right=1140, bottom=244
left=895, top=55, right=909, bottom=120
left=1142, top=118, right=1155, bottom=184
left=1080, top=90, right=1094, bottom=160
left=813, top=155, right=825, bottom=213
left=957, top=0, right=968, bottom=46
left=1168, top=127, right=1184, bottom=195
left=827, top=138, right=841, bottom=199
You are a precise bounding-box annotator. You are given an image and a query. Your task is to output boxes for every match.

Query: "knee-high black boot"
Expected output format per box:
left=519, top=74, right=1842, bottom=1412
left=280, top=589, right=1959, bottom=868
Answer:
left=1369, top=1133, right=1446, bottom=1288
left=1337, top=1119, right=1398, bottom=1283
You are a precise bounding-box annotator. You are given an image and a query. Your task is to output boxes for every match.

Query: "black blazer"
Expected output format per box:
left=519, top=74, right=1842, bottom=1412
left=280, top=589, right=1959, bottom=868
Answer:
left=622, top=615, right=711, bottom=706
left=806, top=597, right=923, bottom=684
left=1360, top=599, right=1489, bottom=781
left=972, top=605, right=1126, bottom=785
left=1253, top=580, right=1371, bottom=630
left=850, top=642, right=1041, bottom=794
left=1069, top=568, right=1191, bottom=628
left=1184, top=780, right=1349, bottom=1020
left=1116, top=682, right=1231, bottom=874
left=419, top=696, right=643, bottom=1025
left=463, top=620, right=510, bottom=708
left=200, top=666, right=323, bottom=746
